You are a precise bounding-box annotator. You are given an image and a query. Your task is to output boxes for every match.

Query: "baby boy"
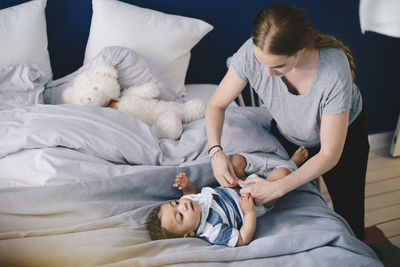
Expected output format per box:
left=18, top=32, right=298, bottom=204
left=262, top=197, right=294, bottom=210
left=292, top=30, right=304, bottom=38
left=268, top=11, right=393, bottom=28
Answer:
left=146, top=148, right=308, bottom=247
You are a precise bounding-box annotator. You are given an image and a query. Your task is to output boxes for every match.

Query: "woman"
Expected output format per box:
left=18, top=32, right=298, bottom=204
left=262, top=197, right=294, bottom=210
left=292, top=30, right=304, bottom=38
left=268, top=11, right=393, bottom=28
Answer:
left=205, top=4, right=369, bottom=240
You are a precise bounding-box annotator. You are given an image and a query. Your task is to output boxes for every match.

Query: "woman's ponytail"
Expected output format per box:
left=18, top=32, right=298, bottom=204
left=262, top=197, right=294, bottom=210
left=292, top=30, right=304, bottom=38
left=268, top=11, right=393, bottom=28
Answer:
left=314, top=33, right=355, bottom=81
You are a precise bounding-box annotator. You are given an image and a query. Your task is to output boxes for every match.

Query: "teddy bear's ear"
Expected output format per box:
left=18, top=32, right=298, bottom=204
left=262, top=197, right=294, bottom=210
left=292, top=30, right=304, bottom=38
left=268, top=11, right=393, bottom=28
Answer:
left=95, top=65, right=118, bottom=79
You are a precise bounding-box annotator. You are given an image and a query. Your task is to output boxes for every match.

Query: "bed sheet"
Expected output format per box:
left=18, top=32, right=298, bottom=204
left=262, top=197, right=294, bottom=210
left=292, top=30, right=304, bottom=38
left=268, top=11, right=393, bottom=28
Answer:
left=0, top=104, right=382, bottom=266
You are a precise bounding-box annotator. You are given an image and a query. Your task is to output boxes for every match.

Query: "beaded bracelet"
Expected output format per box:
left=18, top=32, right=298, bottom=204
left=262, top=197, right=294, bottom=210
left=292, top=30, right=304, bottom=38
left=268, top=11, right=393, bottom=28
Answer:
left=208, top=145, right=223, bottom=154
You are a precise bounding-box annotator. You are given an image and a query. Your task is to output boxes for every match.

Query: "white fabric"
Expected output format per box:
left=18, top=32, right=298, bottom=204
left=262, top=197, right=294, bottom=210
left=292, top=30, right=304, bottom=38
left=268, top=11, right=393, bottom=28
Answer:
left=183, top=84, right=217, bottom=106
left=360, top=0, right=400, bottom=37
left=184, top=84, right=239, bottom=107
left=84, top=0, right=213, bottom=96
left=0, top=0, right=52, bottom=84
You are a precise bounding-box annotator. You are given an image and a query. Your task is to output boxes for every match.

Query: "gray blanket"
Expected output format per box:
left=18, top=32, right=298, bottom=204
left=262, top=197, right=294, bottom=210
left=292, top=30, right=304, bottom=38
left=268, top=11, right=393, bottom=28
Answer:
left=0, top=104, right=381, bottom=266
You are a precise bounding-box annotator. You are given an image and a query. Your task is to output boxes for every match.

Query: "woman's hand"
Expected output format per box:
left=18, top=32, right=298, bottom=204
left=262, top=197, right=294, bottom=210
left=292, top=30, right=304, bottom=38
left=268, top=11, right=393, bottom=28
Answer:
left=210, top=150, right=239, bottom=187
left=239, top=177, right=282, bottom=206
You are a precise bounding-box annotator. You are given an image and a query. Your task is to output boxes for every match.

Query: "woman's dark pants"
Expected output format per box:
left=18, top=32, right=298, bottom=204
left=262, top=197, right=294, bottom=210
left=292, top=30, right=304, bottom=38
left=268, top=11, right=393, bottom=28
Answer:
left=271, top=107, right=370, bottom=240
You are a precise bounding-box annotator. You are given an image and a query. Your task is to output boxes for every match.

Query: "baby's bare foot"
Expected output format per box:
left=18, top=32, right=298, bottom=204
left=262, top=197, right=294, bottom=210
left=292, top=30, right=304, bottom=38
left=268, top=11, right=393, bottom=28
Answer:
left=291, top=146, right=309, bottom=167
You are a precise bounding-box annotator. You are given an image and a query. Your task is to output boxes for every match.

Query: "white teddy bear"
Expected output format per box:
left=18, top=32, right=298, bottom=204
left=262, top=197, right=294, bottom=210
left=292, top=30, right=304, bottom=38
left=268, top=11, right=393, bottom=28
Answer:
left=63, top=65, right=205, bottom=139
left=110, top=82, right=205, bottom=139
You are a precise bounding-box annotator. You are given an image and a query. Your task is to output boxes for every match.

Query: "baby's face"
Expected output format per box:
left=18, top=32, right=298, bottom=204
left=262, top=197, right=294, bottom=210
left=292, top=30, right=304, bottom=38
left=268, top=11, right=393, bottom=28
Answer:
left=159, top=198, right=201, bottom=237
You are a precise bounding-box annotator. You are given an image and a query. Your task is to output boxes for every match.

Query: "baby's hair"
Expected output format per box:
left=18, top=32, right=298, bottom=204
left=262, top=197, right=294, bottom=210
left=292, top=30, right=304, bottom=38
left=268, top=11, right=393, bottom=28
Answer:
left=146, top=204, right=182, bottom=240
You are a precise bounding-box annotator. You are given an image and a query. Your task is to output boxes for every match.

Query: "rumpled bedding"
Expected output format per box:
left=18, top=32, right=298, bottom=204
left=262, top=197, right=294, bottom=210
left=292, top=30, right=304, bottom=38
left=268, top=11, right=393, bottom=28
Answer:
left=0, top=63, right=45, bottom=110
left=0, top=105, right=289, bottom=187
left=0, top=104, right=382, bottom=266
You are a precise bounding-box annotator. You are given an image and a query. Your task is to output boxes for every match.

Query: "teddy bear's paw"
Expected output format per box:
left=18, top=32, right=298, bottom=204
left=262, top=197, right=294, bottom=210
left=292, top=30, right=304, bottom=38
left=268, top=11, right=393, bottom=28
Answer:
left=123, top=82, right=160, bottom=99
left=181, top=99, right=206, bottom=123
left=152, top=111, right=183, bottom=139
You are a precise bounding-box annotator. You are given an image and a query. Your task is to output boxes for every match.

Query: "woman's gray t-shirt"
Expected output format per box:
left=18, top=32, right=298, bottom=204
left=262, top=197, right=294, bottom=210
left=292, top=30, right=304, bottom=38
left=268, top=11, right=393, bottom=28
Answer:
left=231, top=38, right=362, bottom=147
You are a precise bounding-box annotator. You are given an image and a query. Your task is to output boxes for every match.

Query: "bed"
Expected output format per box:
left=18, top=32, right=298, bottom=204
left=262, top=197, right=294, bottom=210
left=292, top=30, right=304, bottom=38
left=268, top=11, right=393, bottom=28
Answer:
left=0, top=0, right=383, bottom=266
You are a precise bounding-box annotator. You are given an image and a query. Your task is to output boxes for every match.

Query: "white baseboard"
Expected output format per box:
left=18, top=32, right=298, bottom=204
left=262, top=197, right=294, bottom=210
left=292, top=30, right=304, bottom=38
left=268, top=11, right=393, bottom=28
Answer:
left=368, top=131, right=394, bottom=151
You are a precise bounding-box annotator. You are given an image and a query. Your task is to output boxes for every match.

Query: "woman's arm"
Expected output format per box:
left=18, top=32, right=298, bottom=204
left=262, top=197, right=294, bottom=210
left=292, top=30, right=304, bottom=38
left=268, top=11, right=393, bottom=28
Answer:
left=206, top=65, right=247, bottom=187
left=241, top=111, right=349, bottom=205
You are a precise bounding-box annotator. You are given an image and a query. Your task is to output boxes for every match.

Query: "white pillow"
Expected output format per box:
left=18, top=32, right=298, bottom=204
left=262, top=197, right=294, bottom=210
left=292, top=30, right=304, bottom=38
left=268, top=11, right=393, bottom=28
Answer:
left=84, top=0, right=213, bottom=96
left=0, top=0, right=52, bottom=84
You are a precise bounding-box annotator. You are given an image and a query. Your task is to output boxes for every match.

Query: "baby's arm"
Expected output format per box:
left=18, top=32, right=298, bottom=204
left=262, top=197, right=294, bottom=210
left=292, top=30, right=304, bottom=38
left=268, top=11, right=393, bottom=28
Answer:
left=173, top=172, right=198, bottom=195
left=236, top=194, right=256, bottom=246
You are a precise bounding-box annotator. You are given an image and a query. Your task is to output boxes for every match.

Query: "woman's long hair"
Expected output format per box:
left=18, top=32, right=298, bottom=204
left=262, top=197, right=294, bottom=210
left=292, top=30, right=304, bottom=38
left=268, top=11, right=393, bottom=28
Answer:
left=252, top=4, right=355, bottom=81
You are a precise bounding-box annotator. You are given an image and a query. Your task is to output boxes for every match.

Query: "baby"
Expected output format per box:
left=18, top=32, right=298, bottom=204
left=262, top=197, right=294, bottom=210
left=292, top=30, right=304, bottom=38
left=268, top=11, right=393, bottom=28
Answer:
left=146, top=148, right=308, bottom=247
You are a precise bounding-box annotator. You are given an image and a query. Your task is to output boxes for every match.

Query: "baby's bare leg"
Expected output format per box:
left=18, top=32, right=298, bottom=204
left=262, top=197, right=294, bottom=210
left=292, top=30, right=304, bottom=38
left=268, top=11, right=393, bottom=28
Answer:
left=229, top=154, right=247, bottom=180
left=291, top=146, right=309, bottom=167
left=263, top=147, right=308, bottom=208
left=267, top=167, right=291, bottom=181
left=263, top=167, right=292, bottom=208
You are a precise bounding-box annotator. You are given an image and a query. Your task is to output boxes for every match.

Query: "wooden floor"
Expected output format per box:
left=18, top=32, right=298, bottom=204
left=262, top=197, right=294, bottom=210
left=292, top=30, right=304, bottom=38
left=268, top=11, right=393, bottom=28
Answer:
left=320, top=147, right=400, bottom=247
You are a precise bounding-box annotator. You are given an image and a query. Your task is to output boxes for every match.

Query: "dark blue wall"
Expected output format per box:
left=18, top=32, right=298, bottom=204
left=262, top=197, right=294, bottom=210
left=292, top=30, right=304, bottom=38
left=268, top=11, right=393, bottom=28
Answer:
left=2, top=0, right=400, bottom=134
